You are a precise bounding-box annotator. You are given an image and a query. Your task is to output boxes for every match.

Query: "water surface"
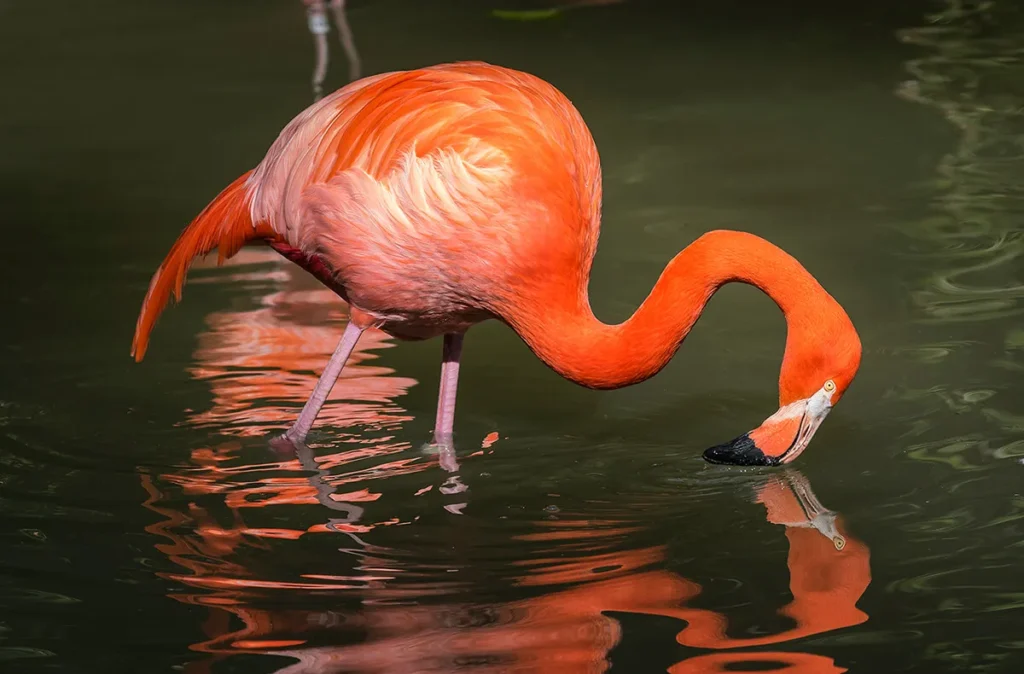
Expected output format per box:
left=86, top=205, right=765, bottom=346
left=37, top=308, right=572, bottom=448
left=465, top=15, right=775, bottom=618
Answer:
left=2, top=0, right=1023, bottom=672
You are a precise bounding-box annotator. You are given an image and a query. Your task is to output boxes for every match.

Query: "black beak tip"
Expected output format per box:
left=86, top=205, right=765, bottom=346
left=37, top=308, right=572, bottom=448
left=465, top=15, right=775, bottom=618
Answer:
left=703, top=433, right=780, bottom=467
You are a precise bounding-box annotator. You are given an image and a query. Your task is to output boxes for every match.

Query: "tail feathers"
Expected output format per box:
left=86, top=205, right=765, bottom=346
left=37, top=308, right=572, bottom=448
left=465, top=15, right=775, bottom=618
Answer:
left=131, top=169, right=271, bottom=362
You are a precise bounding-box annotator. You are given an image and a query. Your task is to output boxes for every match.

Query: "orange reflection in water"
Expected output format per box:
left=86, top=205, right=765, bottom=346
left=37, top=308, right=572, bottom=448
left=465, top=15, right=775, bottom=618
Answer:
left=144, top=249, right=438, bottom=592
left=186, top=248, right=416, bottom=437
left=144, top=463, right=869, bottom=673
left=143, top=252, right=871, bottom=673
left=665, top=474, right=871, bottom=651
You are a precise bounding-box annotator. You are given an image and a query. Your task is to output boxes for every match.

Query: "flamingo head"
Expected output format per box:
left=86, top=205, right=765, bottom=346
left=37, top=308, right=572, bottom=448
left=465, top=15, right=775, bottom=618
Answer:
left=703, top=311, right=862, bottom=467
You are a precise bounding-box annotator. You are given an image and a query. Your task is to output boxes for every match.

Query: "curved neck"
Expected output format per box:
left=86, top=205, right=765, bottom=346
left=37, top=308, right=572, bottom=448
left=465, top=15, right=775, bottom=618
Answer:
left=502, top=230, right=838, bottom=391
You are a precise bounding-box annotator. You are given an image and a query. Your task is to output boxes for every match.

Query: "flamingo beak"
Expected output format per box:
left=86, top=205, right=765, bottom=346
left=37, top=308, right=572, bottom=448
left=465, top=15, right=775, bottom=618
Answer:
left=703, top=386, right=834, bottom=466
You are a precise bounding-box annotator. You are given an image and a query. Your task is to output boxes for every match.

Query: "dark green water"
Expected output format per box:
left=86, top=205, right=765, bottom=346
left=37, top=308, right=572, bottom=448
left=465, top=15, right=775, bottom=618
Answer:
left=2, top=0, right=1023, bottom=672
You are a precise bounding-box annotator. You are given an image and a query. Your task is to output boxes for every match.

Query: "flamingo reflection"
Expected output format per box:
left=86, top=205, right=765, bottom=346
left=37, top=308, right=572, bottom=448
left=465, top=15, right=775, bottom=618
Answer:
left=142, top=460, right=869, bottom=673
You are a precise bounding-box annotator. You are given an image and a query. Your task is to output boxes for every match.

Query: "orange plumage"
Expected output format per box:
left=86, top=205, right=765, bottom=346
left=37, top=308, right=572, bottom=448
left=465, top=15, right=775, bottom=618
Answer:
left=132, top=61, right=861, bottom=464
left=131, top=169, right=271, bottom=361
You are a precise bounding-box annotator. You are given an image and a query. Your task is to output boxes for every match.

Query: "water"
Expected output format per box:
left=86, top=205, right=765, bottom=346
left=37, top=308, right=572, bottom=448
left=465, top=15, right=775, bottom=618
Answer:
left=2, top=0, right=1023, bottom=671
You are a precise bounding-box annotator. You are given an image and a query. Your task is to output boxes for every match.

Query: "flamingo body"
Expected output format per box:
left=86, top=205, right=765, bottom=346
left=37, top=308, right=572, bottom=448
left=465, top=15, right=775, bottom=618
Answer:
left=246, top=62, right=599, bottom=342
left=132, top=61, right=862, bottom=465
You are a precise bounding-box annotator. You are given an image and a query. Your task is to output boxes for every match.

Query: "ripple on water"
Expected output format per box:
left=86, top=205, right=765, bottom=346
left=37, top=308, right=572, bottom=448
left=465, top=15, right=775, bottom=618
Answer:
left=0, top=587, right=81, bottom=606
left=0, top=648, right=56, bottom=662
left=898, top=0, right=1024, bottom=335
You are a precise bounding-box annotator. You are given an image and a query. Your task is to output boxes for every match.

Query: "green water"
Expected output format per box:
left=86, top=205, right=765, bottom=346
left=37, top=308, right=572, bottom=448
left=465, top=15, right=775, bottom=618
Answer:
left=2, top=0, right=1023, bottom=672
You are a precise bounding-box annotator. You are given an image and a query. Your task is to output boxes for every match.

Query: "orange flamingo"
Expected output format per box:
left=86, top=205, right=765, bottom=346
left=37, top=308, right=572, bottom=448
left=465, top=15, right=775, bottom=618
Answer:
left=131, top=62, right=862, bottom=465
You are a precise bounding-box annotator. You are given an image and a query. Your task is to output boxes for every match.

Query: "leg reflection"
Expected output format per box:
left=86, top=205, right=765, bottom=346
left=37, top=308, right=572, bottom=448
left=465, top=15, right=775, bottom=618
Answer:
left=271, top=434, right=366, bottom=529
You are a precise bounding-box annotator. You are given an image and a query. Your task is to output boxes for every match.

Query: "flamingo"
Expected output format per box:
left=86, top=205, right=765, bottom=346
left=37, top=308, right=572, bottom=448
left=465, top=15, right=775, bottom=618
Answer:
left=302, top=0, right=361, bottom=101
left=131, top=61, right=862, bottom=466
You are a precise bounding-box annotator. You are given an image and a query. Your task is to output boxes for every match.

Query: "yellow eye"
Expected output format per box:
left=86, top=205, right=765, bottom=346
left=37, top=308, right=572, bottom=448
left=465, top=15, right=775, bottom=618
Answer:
left=824, top=379, right=836, bottom=393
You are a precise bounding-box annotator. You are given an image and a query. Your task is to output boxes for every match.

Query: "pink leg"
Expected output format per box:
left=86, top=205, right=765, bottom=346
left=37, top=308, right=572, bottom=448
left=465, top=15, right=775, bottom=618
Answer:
left=284, top=321, right=365, bottom=443
left=434, top=333, right=464, bottom=446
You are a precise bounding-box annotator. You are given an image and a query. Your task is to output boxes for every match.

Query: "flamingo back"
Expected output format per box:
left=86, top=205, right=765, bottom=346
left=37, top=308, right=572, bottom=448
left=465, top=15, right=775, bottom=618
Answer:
left=246, top=62, right=603, bottom=336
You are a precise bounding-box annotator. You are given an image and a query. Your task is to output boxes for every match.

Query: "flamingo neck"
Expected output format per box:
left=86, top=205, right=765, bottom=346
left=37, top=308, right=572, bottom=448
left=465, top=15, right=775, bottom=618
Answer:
left=503, top=229, right=843, bottom=393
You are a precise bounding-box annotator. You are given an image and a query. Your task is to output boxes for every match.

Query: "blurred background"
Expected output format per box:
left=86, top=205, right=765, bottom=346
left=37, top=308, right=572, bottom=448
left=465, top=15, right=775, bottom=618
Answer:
left=2, top=0, right=1024, bottom=672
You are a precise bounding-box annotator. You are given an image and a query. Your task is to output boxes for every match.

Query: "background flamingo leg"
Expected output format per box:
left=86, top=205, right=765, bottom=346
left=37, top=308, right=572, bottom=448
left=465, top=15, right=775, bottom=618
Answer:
left=328, top=0, right=361, bottom=82
left=305, top=1, right=331, bottom=100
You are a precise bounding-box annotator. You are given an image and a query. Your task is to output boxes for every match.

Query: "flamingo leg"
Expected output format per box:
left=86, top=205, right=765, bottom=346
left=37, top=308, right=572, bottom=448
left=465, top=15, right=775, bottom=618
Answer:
left=285, top=321, right=365, bottom=443
left=434, top=332, right=464, bottom=446
left=434, top=333, right=468, bottom=497
left=328, top=0, right=361, bottom=82
left=306, top=1, right=331, bottom=101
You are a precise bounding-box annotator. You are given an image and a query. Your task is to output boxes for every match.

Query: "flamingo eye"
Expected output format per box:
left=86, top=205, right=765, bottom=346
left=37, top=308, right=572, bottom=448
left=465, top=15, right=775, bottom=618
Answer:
left=823, top=379, right=836, bottom=393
